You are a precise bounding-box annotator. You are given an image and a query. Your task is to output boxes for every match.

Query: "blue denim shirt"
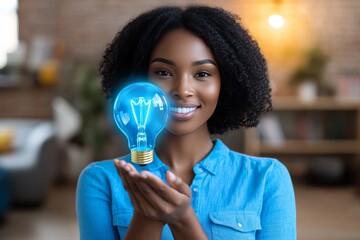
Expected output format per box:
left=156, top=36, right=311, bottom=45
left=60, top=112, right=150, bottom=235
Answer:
left=76, top=139, right=296, bottom=239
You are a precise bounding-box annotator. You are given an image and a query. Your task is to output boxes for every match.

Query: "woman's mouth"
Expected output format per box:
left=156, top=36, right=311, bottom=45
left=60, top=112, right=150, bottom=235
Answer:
left=170, top=106, right=197, bottom=114
left=170, top=105, right=199, bottom=121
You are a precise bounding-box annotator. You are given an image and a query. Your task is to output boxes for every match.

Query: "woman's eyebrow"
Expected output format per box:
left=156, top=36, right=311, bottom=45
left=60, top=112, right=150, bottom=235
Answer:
left=150, top=57, right=175, bottom=65
left=150, top=58, right=217, bottom=67
left=192, top=59, right=217, bottom=67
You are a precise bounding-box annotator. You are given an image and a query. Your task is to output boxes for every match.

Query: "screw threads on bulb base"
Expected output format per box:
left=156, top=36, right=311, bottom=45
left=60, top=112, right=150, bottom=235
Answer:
left=131, top=150, right=154, bottom=165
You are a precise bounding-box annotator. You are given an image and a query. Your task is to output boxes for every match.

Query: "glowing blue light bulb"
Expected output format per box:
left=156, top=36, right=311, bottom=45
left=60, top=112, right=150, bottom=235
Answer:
left=113, top=82, right=169, bottom=164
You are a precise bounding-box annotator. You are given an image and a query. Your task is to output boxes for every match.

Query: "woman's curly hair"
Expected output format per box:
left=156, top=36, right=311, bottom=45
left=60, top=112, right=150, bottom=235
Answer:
left=99, top=5, right=272, bottom=135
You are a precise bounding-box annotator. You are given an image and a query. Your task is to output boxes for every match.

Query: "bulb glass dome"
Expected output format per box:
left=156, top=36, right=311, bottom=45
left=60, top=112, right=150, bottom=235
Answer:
left=113, top=82, right=169, bottom=164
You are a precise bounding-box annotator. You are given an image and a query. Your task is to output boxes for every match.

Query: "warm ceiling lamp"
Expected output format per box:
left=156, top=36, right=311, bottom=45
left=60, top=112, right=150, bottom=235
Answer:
left=268, top=14, right=285, bottom=29
left=268, top=0, right=285, bottom=29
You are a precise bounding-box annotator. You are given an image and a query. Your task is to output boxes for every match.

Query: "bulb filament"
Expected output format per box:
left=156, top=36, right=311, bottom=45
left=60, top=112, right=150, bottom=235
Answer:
left=130, top=97, right=151, bottom=150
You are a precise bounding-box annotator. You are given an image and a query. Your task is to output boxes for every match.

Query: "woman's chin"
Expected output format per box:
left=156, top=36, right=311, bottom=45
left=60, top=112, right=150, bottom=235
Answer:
left=164, top=122, right=209, bottom=137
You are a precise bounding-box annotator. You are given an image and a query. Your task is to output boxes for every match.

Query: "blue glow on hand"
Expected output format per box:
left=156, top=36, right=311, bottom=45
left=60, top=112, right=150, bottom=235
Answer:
left=113, top=82, right=169, bottom=152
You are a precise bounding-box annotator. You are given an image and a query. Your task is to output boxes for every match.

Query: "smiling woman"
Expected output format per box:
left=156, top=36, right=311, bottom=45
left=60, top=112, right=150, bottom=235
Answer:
left=148, top=29, right=221, bottom=136
left=76, top=5, right=296, bottom=240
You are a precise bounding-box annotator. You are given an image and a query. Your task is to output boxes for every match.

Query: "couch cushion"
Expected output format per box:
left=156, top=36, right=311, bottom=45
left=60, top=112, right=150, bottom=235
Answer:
left=0, top=119, right=55, bottom=170
left=0, top=127, right=13, bottom=154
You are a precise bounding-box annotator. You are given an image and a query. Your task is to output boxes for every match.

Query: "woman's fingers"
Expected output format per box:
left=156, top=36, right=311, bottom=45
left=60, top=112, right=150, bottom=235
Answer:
left=114, top=160, right=146, bottom=212
left=114, top=160, right=130, bottom=189
left=114, top=160, right=192, bottom=222
left=166, top=171, right=191, bottom=198
left=114, top=160, right=171, bottom=219
left=135, top=179, right=173, bottom=216
left=140, top=171, right=192, bottom=224
left=141, top=171, right=191, bottom=205
left=115, top=161, right=190, bottom=200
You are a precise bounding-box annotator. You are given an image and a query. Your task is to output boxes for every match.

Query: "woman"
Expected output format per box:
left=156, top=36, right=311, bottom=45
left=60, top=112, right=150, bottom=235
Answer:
left=76, top=5, right=296, bottom=240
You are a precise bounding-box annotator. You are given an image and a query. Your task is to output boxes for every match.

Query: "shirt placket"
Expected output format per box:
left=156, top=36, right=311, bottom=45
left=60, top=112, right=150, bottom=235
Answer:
left=191, top=166, right=205, bottom=213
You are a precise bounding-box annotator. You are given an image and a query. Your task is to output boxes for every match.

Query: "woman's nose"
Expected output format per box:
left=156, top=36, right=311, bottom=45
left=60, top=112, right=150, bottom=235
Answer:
left=170, top=75, right=194, bottom=99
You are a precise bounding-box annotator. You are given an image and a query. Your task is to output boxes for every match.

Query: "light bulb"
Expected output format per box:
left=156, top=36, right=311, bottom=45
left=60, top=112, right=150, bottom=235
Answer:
left=113, top=82, right=169, bottom=165
left=268, top=14, right=285, bottom=29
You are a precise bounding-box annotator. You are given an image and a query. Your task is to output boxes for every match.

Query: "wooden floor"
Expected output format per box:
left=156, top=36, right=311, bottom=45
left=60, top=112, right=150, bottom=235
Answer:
left=0, top=184, right=79, bottom=240
left=0, top=182, right=360, bottom=240
left=295, top=184, right=360, bottom=240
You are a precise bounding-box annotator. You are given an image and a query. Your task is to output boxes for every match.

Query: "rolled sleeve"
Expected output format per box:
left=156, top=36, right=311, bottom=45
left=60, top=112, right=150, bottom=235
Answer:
left=256, top=160, right=296, bottom=239
left=76, top=163, right=120, bottom=240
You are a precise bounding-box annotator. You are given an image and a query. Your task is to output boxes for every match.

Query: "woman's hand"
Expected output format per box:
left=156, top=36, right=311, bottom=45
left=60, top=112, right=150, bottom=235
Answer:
left=114, top=159, right=192, bottom=225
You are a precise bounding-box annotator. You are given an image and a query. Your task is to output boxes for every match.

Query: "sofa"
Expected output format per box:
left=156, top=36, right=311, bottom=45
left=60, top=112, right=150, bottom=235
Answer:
left=0, top=119, right=59, bottom=206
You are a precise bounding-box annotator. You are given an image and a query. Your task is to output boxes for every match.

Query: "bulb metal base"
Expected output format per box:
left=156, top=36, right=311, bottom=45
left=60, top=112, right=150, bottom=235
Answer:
left=131, top=150, right=154, bottom=165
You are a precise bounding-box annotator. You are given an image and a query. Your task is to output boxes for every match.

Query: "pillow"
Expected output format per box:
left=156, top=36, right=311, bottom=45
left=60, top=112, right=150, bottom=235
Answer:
left=0, top=127, right=13, bottom=154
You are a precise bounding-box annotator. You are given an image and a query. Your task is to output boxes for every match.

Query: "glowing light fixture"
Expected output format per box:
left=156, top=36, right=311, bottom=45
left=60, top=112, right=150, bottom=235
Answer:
left=268, top=0, right=285, bottom=29
left=113, top=82, right=169, bottom=165
left=268, top=14, right=285, bottom=29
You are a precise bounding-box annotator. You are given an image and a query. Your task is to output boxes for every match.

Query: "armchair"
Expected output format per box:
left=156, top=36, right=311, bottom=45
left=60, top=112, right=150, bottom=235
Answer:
left=0, top=119, right=59, bottom=205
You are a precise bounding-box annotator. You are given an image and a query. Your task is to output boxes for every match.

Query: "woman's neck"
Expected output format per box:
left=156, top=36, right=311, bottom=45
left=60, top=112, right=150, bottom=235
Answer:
left=155, top=128, right=214, bottom=176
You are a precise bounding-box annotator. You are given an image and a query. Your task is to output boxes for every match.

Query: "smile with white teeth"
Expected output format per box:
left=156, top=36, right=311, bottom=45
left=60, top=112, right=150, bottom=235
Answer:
left=170, top=107, right=197, bottom=114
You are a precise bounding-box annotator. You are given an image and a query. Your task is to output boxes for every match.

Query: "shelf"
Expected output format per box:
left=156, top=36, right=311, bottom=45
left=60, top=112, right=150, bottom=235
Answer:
left=259, top=140, right=360, bottom=155
left=244, top=97, right=360, bottom=188
left=272, top=97, right=360, bottom=111
left=0, top=85, right=56, bottom=119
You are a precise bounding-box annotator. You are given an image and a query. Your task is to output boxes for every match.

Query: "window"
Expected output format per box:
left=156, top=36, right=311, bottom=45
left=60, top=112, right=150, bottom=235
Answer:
left=0, top=0, right=18, bottom=69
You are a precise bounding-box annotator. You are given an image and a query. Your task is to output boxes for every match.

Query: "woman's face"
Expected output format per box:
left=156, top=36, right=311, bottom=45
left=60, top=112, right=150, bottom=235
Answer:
left=148, top=29, right=221, bottom=136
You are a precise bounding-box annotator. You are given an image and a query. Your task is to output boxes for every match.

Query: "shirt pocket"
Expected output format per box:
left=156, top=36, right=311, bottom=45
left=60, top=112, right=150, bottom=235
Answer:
left=113, top=212, right=132, bottom=238
left=209, top=211, right=261, bottom=240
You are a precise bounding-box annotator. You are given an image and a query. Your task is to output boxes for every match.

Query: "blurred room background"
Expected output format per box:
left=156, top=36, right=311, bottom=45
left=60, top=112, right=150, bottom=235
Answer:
left=0, top=0, right=359, bottom=239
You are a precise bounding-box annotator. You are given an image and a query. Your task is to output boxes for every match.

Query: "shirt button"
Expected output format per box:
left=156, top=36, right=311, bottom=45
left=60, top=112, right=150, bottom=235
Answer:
left=237, top=223, right=242, bottom=228
left=193, top=187, right=199, bottom=192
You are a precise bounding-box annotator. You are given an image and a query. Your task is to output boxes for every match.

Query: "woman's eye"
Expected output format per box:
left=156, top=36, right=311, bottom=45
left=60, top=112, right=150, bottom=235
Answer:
left=155, top=70, right=172, bottom=77
left=195, top=71, right=211, bottom=78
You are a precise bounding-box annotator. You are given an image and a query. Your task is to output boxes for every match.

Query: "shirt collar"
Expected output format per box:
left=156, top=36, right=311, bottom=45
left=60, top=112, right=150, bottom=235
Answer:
left=133, top=138, right=229, bottom=175
left=193, top=139, right=229, bottom=175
